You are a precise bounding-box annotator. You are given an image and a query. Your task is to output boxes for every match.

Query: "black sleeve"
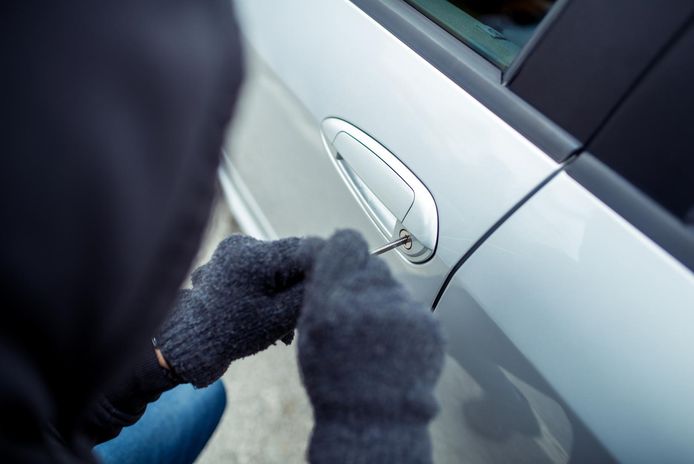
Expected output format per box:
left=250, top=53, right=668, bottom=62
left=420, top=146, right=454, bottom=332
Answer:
left=2, top=0, right=242, bottom=460
left=79, top=346, right=181, bottom=445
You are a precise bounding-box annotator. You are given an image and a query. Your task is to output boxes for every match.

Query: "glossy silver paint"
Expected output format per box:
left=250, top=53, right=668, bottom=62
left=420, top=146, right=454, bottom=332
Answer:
left=227, top=0, right=560, bottom=305
left=436, top=170, right=694, bottom=463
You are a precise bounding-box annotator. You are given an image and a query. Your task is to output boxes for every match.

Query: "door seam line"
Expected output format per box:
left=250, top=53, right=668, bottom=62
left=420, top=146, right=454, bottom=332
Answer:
left=431, top=153, right=578, bottom=310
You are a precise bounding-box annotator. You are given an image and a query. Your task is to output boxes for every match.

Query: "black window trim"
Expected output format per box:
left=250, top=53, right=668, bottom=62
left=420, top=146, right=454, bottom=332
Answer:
left=507, top=0, right=694, bottom=144
left=502, top=0, right=571, bottom=84
left=348, top=0, right=579, bottom=162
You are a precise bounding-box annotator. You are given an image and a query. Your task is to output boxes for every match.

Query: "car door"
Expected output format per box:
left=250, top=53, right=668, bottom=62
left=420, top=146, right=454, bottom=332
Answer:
left=425, top=3, right=694, bottom=462
left=221, top=0, right=694, bottom=462
left=222, top=0, right=575, bottom=309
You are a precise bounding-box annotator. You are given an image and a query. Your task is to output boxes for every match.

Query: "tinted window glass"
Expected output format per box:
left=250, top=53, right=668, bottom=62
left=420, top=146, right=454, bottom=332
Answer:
left=404, top=0, right=556, bottom=69
left=588, top=22, right=694, bottom=227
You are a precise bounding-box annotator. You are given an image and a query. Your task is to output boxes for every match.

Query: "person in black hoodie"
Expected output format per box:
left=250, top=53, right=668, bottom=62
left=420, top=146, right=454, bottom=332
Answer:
left=1, top=1, right=444, bottom=463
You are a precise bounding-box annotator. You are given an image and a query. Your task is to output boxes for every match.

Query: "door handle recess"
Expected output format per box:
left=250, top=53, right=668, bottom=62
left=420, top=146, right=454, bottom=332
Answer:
left=334, top=132, right=413, bottom=234
left=321, top=118, right=438, bottom=263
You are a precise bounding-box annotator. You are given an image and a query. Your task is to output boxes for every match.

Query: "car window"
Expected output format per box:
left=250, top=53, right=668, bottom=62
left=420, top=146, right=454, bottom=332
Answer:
left=587, top=22, right=694, bottom=229
left=404, top=0, right=556, bottom=69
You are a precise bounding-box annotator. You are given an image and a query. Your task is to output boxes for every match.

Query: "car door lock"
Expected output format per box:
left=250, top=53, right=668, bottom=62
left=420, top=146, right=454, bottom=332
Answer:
left=370, top=232, right=412, bottom=256
left=321, top=118, right=439, bottom=264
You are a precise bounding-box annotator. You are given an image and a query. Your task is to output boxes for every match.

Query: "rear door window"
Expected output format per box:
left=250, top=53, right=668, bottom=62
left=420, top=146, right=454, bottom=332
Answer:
left=404, top=0, right=556, bottom=69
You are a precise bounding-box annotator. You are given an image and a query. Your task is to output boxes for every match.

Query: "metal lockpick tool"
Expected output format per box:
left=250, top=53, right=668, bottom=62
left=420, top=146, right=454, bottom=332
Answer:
left=370, top=234, right=411, bottom=256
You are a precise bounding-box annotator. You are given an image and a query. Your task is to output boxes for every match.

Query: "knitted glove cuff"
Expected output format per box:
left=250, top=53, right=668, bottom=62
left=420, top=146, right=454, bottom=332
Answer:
left=158, top=288, right=301, bottom=388
left=308, top=420, right=434, bottom=464
left=156, top=289, right=215, bottom=388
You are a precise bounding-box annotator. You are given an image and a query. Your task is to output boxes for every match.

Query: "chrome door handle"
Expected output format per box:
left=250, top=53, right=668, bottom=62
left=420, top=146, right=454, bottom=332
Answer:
left=321, top=118, right=438, bottom=263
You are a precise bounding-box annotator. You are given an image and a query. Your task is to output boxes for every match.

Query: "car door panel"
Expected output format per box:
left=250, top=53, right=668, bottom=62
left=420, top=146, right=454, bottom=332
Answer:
left=221, top=54, right=451, bottom=306
left=434, top=169, right=694, bottom=462
left=226, top=0, right=563, bottom=307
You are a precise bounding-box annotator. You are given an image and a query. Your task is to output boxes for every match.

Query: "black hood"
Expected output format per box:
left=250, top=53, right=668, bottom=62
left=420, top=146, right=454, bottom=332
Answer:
left=0, top=0, right=243, bottom=456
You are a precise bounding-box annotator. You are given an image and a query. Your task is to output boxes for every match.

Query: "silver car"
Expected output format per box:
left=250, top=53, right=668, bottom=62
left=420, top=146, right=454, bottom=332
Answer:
left=220, top=1, right=694, bottom=462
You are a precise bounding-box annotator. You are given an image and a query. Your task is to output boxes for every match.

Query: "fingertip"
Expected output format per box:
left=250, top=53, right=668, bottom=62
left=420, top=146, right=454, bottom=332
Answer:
left=331, top=229, right=369, bottom=255
left=280, top=330, right=295, bottom=345
left=318, top=229, right=370, bottom=270
left=219, top=233, right=257, bottom=249
left=214, top=233, right=259, bottom=265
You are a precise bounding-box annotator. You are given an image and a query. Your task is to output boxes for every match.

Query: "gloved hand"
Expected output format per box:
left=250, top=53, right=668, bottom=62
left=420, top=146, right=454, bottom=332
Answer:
left=297, top=230, right=445, bottom=464
left=156, top=234, right=308, bottom=388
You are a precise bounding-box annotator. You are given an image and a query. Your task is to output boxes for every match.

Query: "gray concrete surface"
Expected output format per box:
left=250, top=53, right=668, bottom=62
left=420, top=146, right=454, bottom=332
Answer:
left=193, top=195, right=313, bottom=464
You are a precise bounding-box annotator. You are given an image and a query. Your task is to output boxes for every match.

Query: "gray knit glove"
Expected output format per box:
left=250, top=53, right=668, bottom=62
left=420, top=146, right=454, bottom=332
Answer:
left=297, top=230, right=445, bottom=464
left=157, top=235, right=308, bottom=388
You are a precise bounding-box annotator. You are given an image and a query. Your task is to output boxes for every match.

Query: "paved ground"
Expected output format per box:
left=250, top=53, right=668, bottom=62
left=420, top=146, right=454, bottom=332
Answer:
left=192, top=195, right=313, bottom=464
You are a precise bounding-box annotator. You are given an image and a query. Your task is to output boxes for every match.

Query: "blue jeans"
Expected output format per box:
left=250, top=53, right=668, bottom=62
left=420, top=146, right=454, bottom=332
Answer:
left=93, top=381, right=226, bottom=464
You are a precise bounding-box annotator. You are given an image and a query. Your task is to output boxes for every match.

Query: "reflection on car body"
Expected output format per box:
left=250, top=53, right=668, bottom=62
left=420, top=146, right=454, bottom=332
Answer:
left=223, top=0, right=694, bottom=461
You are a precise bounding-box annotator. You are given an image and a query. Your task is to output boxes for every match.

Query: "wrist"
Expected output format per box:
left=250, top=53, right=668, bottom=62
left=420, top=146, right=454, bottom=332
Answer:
left=104, top=342, right=181, bottom=416
left=151, top=337, right=170, bottom=370
left=154, top=348, right=170, bottom=370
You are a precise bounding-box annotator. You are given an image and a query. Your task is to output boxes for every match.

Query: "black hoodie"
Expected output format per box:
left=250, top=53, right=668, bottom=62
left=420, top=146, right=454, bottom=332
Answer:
left=0, top=0, right=243, bottom=461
